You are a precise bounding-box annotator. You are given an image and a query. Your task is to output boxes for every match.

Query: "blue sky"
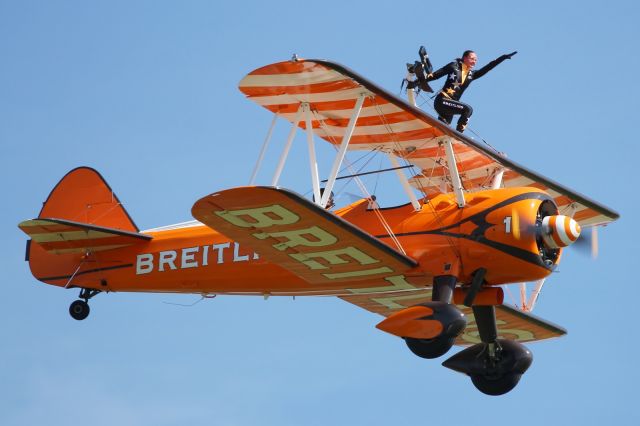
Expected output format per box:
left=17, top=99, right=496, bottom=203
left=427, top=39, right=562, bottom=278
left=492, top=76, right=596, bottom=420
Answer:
left=1, top=1, right=638, bottom=424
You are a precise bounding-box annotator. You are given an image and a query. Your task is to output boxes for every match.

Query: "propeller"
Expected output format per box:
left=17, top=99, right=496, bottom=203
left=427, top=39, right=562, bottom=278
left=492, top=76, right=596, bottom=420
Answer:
left=510, top=208, right=583, bottom=251
left=572, top=226, right=599, bottom=259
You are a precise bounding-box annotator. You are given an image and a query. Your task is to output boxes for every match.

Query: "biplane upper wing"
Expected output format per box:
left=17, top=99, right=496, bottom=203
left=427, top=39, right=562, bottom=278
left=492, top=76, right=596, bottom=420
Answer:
left=239, top=59, right=619, bottom=227
left=192, top=186, right=418, bottom=285
left=340, top=289, right=566, bottom=345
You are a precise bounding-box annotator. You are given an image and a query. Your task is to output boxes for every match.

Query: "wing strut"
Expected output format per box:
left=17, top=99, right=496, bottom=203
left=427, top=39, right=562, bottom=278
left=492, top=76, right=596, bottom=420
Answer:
left=491, top=167, right=505, bottom=189
left=272, top=104, right=304, bottom=186
left=443, top=136, right=466, bottom=208
left=319, top=93, right=366, bottom=208
left=304, top=103, right=322, bottom=204
left=405, top=71, right=417, bottom=107
left=388, top=153, right=422, bottom=211
left=249, top=114, right=278, bottom=185
left=525, top=279, right=546, bottom=311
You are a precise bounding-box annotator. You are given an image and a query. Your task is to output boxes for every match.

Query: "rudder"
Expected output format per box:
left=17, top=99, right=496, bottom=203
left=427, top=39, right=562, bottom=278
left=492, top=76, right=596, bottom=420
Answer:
left=21, top=167, right=144, bottom=288
left=38, top=166, right=140, bottom=231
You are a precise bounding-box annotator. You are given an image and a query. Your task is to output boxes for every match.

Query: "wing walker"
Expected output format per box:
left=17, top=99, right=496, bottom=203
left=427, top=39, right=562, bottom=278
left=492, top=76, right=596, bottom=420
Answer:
left=19, top=51, right=619, bottom=395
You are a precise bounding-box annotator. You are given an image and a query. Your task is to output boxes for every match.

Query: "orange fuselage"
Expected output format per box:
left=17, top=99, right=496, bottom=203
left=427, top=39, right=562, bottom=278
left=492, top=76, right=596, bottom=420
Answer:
left=27, top=187, right=558, bottom=296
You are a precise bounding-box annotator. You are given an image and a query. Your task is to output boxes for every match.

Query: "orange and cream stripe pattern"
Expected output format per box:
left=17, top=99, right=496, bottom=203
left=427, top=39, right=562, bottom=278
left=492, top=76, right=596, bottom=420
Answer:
left=19, top=218, right=150, bottom=254
left=541, top=215, right=581, bottom=248
left=239, top=59, right=618, bottom=227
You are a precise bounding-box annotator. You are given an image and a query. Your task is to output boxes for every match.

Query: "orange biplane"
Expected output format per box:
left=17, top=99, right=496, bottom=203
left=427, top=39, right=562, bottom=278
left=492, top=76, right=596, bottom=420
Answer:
left=19, top=56, right=619, bottom=395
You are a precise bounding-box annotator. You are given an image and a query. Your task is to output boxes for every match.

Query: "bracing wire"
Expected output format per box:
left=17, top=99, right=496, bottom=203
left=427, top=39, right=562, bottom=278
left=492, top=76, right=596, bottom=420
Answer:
left=163, top=294, right=217, bottom=307
left=310, top=108, right=406, bottom=251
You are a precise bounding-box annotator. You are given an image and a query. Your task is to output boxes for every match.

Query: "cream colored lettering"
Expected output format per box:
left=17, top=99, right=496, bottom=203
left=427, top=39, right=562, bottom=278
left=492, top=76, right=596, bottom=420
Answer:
left=371, top=292, right=433, bottom=310
left=290, top=246, right=379, bottom=270
left=347, top=274, right=417, bottom=294
left=216, top=204, right=299, bottom=228
left=323, top=266, right=393, bottom=280
left=253, top=226, right=337, bottom=251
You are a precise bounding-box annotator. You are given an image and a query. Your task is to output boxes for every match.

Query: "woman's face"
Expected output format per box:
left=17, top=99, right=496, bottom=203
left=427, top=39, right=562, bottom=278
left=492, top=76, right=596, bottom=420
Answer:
left=463, top=52, right=478, bottom=68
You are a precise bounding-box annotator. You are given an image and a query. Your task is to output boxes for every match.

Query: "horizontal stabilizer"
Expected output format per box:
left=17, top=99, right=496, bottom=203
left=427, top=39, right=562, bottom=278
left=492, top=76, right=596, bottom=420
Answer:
left=192, top=186, right=417, bottom=285
left=19, top=218, right=151, bottom=255
left=340, top=289, right=566, bottom=345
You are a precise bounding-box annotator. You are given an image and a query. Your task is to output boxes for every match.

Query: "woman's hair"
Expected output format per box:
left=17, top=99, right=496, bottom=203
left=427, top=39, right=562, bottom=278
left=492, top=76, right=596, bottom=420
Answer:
left=462, top=50, right=475, bottom=59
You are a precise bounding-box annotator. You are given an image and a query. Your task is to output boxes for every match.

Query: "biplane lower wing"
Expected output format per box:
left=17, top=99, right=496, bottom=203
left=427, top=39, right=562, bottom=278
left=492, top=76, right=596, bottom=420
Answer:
left=340, top=289, right=566, bottom=345
left=192, top=186, right=418, bottom=286
left=19, top=218, right=151, bottom=255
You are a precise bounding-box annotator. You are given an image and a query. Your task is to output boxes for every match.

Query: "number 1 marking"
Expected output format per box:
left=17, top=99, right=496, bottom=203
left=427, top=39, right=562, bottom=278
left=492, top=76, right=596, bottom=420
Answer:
left=504, top=216, right=512, bottom=234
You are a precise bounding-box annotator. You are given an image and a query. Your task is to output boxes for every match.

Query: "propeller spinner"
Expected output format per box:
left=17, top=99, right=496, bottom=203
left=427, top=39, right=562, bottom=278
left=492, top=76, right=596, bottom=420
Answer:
left=540, top=215, right=581, bottom=249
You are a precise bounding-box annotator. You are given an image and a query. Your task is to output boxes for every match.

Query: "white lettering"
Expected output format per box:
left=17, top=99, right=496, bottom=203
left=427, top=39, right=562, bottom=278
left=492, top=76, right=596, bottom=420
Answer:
left=135, top=241, right=258, bottom=275
left=158, top=250, right=177, bottom=272
left=136, top=253, right=154, bottom=275
left=181, top=246, right=199, bottom=269
left=233, top=242, right=249, bottom=262
left=212, top=242, right=230, bottom=264
left=202, top=245, right=210, bottom=266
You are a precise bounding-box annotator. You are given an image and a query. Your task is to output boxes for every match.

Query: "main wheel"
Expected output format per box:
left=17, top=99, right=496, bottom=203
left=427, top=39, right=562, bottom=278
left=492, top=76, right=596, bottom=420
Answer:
left=471, top=373, right=522, bottom=396
left=405, top=335, right=456, bottom=359
left=69, top=300, right=90, bottom=321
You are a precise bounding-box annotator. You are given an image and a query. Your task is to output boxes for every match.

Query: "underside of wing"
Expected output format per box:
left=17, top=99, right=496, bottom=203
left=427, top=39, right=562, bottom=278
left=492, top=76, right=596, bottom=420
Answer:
left=239, top=59, right=619, bottom=227
left=192, top=186, right=418, bottom=286
left=340, top=289, right=566, bottom=345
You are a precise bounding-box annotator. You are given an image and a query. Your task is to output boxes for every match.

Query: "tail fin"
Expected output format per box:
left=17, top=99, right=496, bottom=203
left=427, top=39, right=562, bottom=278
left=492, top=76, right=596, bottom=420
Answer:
left=37, top=166, right=140, bottom=231
left=19, top=167, right=148, bottom=288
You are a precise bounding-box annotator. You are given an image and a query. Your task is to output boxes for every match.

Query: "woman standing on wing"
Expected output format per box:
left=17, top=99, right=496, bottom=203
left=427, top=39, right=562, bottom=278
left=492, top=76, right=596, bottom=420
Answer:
left=427, top=50, right=517, bottom=133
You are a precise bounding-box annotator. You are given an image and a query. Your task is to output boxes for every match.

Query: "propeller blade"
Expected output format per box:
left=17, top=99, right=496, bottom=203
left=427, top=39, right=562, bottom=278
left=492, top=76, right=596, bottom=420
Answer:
left=512, top=208, right=521, bottom=240
left=573, top=227, right=599, bottom=259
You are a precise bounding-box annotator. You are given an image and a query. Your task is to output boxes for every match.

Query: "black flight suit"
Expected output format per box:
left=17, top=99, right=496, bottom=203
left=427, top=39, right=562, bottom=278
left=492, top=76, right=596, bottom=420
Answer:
left=427, top=54, right=511, bottom=132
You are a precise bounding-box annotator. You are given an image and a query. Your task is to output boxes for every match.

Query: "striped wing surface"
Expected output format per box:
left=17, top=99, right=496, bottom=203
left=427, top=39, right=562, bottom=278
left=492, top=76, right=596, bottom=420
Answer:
left=239, top=60, right=619, bottom=227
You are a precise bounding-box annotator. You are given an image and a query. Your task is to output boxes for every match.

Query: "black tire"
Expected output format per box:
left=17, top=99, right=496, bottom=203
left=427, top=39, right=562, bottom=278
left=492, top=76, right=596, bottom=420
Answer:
left=69, top=300, right=90, bottom=321
left=405, top=335, right=456, bottom=359
left=470, top=373, right=522, bottom=396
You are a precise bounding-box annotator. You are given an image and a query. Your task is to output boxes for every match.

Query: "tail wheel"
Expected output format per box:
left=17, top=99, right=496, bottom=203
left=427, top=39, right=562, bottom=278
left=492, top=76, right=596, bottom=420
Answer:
left=69, top=300, right=90, bottom=320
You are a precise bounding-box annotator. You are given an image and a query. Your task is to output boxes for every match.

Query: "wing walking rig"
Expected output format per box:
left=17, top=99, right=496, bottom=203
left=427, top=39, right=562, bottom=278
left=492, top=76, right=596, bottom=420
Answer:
left=19, top=55, right=619, bottom=396
left=233, top=57, right=619, bottom=394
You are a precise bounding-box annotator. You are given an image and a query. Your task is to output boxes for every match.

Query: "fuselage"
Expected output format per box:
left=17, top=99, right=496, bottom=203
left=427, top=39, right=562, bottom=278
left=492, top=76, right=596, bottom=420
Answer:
left=28, top=187, right=558, bottom=296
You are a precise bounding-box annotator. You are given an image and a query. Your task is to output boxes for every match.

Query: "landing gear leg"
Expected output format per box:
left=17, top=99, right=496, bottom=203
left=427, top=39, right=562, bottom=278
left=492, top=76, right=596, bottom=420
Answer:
left=404, top=275, right=466, bottom=359
left=69, top=288, right=101, bottom=321
left=443, top=305, right=533, bottom=395
left=432, top=274, right=455, bottom=303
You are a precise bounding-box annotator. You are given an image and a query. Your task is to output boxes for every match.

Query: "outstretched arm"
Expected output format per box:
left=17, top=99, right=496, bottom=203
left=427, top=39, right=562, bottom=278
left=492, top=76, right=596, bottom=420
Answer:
left=473, top=51, right=517, bottom=79
left=427, top=62, right=454, bottom=81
